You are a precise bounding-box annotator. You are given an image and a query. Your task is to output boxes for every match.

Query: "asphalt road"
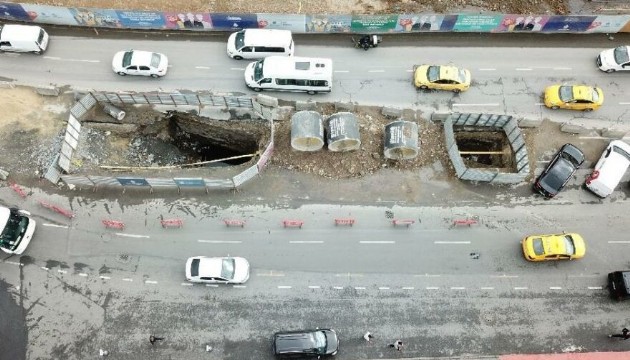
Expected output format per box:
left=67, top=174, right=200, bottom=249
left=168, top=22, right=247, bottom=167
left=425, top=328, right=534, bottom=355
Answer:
left=1, top=31, right=630, bottom=128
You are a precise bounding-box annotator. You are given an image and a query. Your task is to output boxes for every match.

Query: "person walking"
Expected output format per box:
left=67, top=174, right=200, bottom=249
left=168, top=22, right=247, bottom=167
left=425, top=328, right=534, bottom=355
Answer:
left=388, top=339, right=403, bottom=351
left=149, top=335, right=165, bottom=345
left=609, top=328, right=630, bottom=339
left=363, top=332, right=373, bottom=342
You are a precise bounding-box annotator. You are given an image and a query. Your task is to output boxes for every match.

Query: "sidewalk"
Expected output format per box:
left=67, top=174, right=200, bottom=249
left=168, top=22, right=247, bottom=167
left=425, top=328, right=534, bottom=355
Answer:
left=383, top=353, right=630, bottom=360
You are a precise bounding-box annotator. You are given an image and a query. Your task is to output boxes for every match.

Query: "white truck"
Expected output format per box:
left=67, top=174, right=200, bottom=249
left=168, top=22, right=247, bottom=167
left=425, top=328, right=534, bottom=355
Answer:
left=0, top=24, right=49, bottom=54
left=0, top=206, right=36, bottom=255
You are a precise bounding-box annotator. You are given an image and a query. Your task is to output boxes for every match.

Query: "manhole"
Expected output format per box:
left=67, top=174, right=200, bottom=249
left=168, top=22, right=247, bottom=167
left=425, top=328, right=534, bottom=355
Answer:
left=117, top=254, right=130, bottom=263
left=385, top=211, right=394, bottom=219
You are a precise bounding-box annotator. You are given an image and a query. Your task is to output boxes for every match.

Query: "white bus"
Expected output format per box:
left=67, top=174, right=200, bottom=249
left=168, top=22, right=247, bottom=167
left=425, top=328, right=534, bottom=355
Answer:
left=244, top=56, right=332, bottom=95
left=0, top=206, right=36, bottom=255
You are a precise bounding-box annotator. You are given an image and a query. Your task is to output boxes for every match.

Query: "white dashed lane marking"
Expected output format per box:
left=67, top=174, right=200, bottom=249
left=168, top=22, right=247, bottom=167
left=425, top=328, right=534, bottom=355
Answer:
left=453, top=103, right=500, bottom=107
left=43, top=56, right=100, bottom=63
left=588, top=286, right=603, bottom=290
left=478, top=68, right=496, bottom=71
left=289, top=241, right=324, bottom=244
left=181, top=283, right=193, bottom=286
left=480, top=287, right=494, bottom=290
left=100, top=276, right=111, bottom=280
left=115, top=233, right=150, bottom=238
left=198, top=240, right=242, bottom=244
left=550, top=287, right=562, bottom=290
left=42, top=223, right=69, bottom=228
left=360, top=241, right=395, bottom=244
left=145, top=280, right=157, bottom=284
left=434, top=241, right=471, bottom=244
left=426, top=287, right=439, bottom=290
left=402, top=287, right=414, bottom=290
left=195, top=66, right=211, bottom=69
left=451, top=287, right=465, bottom=290
left=122, top=278, right=133, bottom=282
left=233, top=285, right=247, bottom=289
left=379, top=287, right=390, bottom=290
left=278, top=285, right=292, bottom=289
left=354, top=287, right=366, bottom=290
left=308, top=286, right=321, bottom=289
left=515, top=68, right=532, bottom=71
left=514, top=287, right=528, bottom=290
left=367, top=69, right=385, bottom=73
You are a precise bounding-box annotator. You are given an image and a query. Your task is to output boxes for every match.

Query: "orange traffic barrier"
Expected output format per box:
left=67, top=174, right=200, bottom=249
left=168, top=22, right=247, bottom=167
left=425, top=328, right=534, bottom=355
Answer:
left=102, top=220, right=125, bottom=230
left=161, top=219, right=183, bottom=228
left=392, top=219, right=415, bottom=227
left=223, top=219, right=245, bottom=227
left=282, top=219, right=304, bottom=228
left=334, top=218, right=355, bottom=226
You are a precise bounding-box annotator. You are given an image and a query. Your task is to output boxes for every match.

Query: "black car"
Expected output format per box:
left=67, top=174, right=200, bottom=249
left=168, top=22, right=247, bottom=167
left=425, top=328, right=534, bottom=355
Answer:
left=608, top=271, right=630, bottom=301
left=273, top=328, right=339, bottom=358
left=533, top=143, right=585, bottom=199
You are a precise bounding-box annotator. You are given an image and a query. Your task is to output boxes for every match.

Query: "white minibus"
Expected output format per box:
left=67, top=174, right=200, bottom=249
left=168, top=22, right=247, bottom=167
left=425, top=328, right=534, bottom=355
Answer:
left=0, top=24, right=49, bottom=54
left=227, top=29, right=293, bottom=60
left=244, top=56, right=332, bottom=94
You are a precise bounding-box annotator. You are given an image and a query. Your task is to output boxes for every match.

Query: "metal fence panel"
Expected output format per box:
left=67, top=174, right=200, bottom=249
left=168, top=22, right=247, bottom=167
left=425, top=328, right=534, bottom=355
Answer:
left=60, top=175, right=94, bottom=186
left=146, top=178, right=179, bottom=188
left=460, top=168, right=498, bottom=182
left=492, top=172, right=527, bottom=183
left=232, top=165, right=259, bottom=187
left=257, top=143, right=274, bottom=171
left=204, top=178, right=236, bottom=189
left=88, top=176, right=122, bottom=187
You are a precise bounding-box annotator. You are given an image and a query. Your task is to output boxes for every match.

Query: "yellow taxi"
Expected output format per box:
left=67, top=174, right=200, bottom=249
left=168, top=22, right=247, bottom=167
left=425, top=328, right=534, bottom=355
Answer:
left=543, top=85, right=603, bottom=111
left=521, top=232, right=586, bottom=262
left=413, top=64, right=471, bottom=93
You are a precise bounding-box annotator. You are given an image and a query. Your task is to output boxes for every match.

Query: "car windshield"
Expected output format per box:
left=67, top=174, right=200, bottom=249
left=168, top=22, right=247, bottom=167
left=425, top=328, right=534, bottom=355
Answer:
left=150, top=53, right=161, bottom=68
left=190, top=258, right=200, bottom=276
left=0, top=209, right=28, bottom=251
left=457, top=69, right=467, bottom=83
left=532, top=238, right=544, bottom=255
left=122, top=51, right=133, bottom=67
left=221, top=258, right=236, bottom=279
left=427, top=66, right=440, bottom=82
left=313, top=330, right=327, bottom=354
left=235, top=31, right=245, bottom=49
left=253, top=59, right=265, bottom=81
left=558, top=86, right=574, bottom=102
left=614, top=46, right=629, bottom=65
left=612, top=145, right=630, bottom=162
left=562, top=234, right=576, bottom=255
left=590, top=88, right=599, bottom=102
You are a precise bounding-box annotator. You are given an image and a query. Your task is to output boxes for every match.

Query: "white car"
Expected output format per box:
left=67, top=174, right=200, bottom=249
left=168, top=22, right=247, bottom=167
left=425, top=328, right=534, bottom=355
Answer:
left=185, top=256, right=250, bottom=284
left=112, top=50, right=168, bottom=77
left=597, top=46, right=630, bottom=72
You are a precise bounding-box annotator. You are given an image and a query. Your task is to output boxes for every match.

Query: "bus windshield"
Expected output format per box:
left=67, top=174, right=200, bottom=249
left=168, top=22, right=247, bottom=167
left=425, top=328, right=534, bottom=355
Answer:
left=253, top=59, right=265, bottom=82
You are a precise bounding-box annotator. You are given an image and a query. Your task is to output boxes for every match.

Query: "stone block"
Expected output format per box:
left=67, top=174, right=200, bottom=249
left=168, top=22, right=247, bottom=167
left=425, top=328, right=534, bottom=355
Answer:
left=0, top=168, right=8, bottom=180
left=35, top=86, right=60, bottom=96
left=272, top=106, right=294, bottom=121
left=296, top=101, right=317, bottom=111
left=382, top=106, right=402, bottom=118
left=560, top=123, right=589, bottom=135
left=255, top=94, right=279, bottom=108
left=517, top=117, right=543, bottom=128
left=601, top=128, right=628, bottom=139
left=431, top=112, right=451, bottom=123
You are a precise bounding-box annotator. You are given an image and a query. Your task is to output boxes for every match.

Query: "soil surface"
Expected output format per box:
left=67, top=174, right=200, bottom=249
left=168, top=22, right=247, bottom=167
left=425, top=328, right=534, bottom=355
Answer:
left=21, top=0, right=572, bottom=16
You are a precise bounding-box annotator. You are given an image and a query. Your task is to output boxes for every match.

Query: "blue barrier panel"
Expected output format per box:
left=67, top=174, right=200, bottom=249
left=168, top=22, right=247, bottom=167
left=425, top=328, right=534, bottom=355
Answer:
left=541, top=15, right=596, bottom=32
left=210, top=13, right=257, bottom=30
left=115, top=10, right=165, bottom=28
left=117, top=177, right=150, bottom=186
left=173, top=178, right=206, bottom=187
left=0, top=2, right=30, bottom=21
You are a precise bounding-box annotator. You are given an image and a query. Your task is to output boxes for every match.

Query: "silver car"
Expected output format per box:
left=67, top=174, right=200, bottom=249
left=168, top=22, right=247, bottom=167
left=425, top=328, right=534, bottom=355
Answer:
left=185, top=256, right=250, bottom=284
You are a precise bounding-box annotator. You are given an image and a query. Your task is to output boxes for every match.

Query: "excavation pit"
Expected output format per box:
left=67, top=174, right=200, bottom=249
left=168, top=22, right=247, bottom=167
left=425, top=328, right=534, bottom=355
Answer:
left=454, top=130, right=515, bottom=171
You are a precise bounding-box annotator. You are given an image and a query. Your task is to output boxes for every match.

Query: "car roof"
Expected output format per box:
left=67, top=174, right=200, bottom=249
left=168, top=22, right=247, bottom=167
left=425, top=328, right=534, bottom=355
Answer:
left=541, top=233, right=583, bottom=255
left=438, top=65, right=462, bottom=81
left=0, top=24, right=41, bottom=41
left=196, top=257, right=224, bottom=278
left=274, top=330, right=317, bottom=353
left=128, top=50, right=156, bottom=66
left=572, top=85, right=597, bottom=101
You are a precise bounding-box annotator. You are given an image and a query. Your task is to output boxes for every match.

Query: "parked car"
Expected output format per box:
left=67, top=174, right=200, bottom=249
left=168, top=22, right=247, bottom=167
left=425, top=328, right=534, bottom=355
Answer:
left=413, top=64, right=471, bottom=92
left=543, top=84, right=603, bottom=111
left=273, top=328, right=339, bottom=358
left=585, top=140, right=630, bottom=198
left=112, top=50, right=168, bottom=77
left=597, top=45, right=630, bottom=72
left=608, top=271, right=630, bottom=301
left=185, top=256, right=250, bottom=284
left=521, top=232, right=585, bottom=262
left=533, top=143, right=585, bottom=199
left=0, top=24, right=49, bottom=54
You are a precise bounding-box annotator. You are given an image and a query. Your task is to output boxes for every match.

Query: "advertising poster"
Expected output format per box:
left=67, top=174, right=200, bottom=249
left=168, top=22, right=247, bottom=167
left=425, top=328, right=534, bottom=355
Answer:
left=173, top=178, right=206, bottom=187
left=210, top=13, right=258, bottom=30
left=21, top=4, right=77, bottom=25
left=163, top=12, right=212, bottom=30
left=257, top=14, right=305, bottom=32
left=351, top=14, right=398, bottom=32
left=305, top=14, right=351, bottom=32
left=115, top=10, right=165, bottom=29
left=0, top=2, right=29, bottom=21
left=69, top=8, right=121, bottom=27
left=396, top=14, right=448, bottom=32
left=117, top=178, right=150, bottom=187
left=585, top=15, right=630, bottom=33
left=541, top=16, right=596, bottom=32
left=453, top=14, right=503, bottom=32
left=496, top=15, right=549, bottom=32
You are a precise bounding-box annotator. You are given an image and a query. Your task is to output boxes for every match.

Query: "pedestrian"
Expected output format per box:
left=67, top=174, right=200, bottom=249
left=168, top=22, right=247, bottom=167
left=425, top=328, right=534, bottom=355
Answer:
left=149, top=335, right=165, bottom=345
left=363, top=331, right=373, bottom=342
left=609, top=328, right=630, bottom=339
left=388, top=339, right=403, bottom=351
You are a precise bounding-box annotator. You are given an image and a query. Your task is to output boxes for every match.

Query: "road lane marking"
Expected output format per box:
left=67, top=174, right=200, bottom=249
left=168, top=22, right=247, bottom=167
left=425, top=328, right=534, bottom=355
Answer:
left=230, top=67, right=245, bottom=71
left=122, top=278, right=133, bottom=282
left=233, top=285, right=246, bottom=288
left=478, top=68, right=496, bottom=71
left=568, top=274, right=599, bottom=278
left=335, top=273, right=363, bottom=277
left=257, top=271, right=285, bottom=277
left=100, top=276, right=111, bottom=280
left=4, top=261, right=21, bottom=266
left=534, top=102, right=544, bottom=106
left=426, top=286, right=439, bottom=290
left=195, top=66, right=211, bottom=69
left=181, top=283, right=193, bottom=286
left=43, top=56, right=100, bottom=63
left=145, top=280, right=158, bottom=284
left=308, top=286, right=321, bottom=289
left=608, top=241, right=630, bottom=244
left=549, top=287, right=562, bottom=290
left=434, top=241, right=471, bottom=244
left=553, top=67, right=572, bottom=70
left=451, top=287, right=465, bottom=290
left=290, top=241, right=324, bottom=244
left=368, top=70, right=385, bottom=73
left=515, top=68, right=532, bottom=71
left=453, top=103, right=500, bottom=107
left=198, top=240, right=242, bottom=243
left=480, top=287, right=494, bottom=290
left=206, top=284, right=219, bottom=287
left=414, top=274, right=441, bottom=277
left=333, top=286, right=344, bottom=289
left=42, top=223, right=69, bottom=228
left=354, top=287, right=366, bottom=290
left=41, top=267, right=49, bottom=271
left=619, top=102, right=630, bottom=105
left=490, top=274, right=519, bottom=278
left=79, top=273, right=88, bottom=277
left=57, top=270, right=67, bottom=274
left=588, top=286, right=603, bottom=290
left=379, top=287, right=390, bottom=290
left=514, top=287, right=528, bottom=290
left=402, top=287, right=414, bottom=290
left=360, top=241, right=394, bottom=244
left=115, top=233, right=150, bottom=238
left=334, top=70, right=350, bottom=73
left=278, top=285, right=291, bottom=289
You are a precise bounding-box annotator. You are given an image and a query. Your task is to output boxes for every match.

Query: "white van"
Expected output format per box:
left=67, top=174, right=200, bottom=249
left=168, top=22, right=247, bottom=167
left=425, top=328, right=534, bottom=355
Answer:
left=0, top=206, right=36, bottom=255
left=585, top=140, right=630, bottom=198
left=227, top=29, right=293, bottom=60
left=244, top=56, right=332, bottom=94
left=0, top=24, right=49, bottom=54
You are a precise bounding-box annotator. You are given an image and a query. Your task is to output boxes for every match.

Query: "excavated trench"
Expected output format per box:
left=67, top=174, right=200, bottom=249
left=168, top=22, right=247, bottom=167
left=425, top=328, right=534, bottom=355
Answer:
left=454, top=130, right=515, bottom=170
